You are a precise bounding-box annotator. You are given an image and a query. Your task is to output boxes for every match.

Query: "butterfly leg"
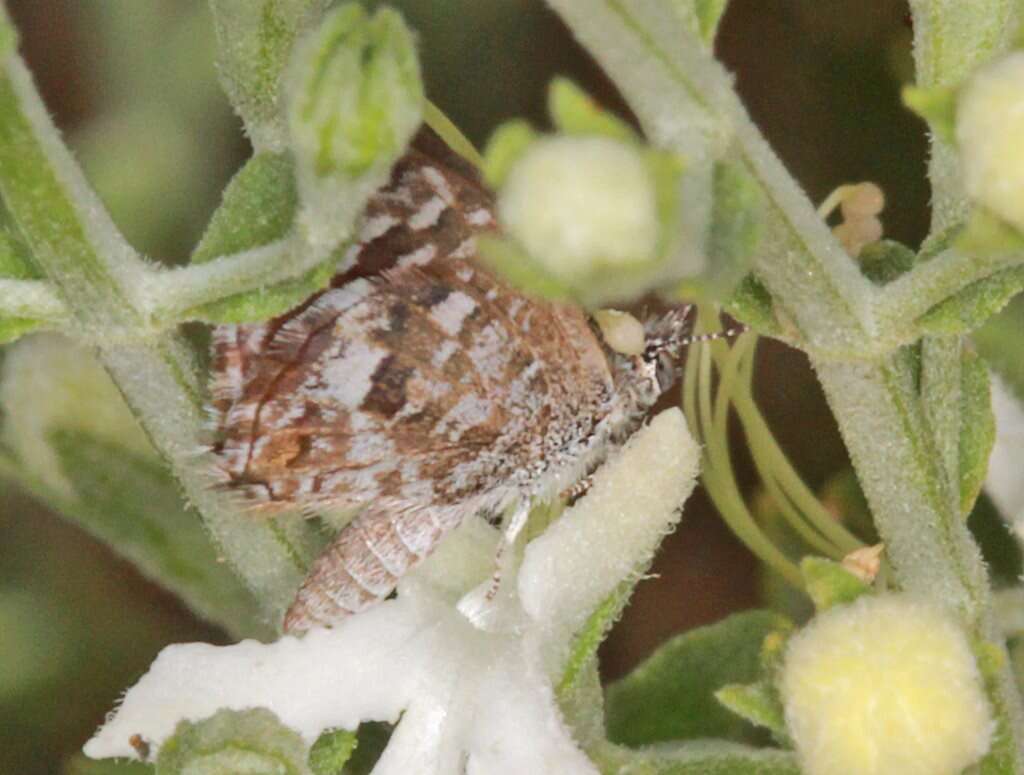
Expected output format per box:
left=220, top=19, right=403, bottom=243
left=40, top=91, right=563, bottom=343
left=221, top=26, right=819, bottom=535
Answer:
left=456, top=500, right=531, bottom=629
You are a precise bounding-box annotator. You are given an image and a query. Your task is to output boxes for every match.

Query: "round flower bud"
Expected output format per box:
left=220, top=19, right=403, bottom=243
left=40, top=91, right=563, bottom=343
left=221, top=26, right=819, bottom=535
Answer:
left=957, top=52, right=1024, bottom=231
left=781, top=595, right=993, bottom=775
left=497, top=136, right=660, bottom=283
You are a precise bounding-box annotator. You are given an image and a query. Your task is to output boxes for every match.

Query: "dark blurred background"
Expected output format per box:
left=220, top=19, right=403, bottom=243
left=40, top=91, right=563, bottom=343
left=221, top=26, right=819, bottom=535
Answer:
left=1, top=2, right=930, bottom=772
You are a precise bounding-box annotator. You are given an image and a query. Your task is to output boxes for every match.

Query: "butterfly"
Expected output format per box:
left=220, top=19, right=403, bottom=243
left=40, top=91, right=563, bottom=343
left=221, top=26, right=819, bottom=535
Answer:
left=209, top=128, right=699, bottom=632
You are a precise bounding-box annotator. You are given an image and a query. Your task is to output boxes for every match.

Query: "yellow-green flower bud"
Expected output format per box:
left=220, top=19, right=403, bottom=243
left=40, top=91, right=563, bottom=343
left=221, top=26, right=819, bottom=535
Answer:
left=781, top=595, right=992, bottom=775
left=211, top=0, right=331, bottom=152
left=957, top=52, right=1024, bottom=231
left=498, top=135, right=660, bottom=284
left=287, top=3, right=423, bottom=250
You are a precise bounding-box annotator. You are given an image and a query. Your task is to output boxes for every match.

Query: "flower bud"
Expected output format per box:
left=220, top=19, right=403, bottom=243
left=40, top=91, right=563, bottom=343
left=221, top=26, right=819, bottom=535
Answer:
left=211, top=0, right=330, bottom=151
left=957, top=52, right=1024, bottom=231
left=497, top=135, right=660, bottom=284
left=287, top=4, right=423, bottom=249
left=781, top=595, right=992, bottom=775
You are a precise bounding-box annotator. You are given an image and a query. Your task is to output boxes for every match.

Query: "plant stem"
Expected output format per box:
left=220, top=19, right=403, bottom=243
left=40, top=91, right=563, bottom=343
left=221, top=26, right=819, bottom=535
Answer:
left=0, top=43, right=317, bottom=632
left=547, top=0, right=1024, bottom=762
left=875, top=246, right=1024, bottom=332
left=0, top=277, right=67, bottom=323
left=545, top=0, right=875, bottom=356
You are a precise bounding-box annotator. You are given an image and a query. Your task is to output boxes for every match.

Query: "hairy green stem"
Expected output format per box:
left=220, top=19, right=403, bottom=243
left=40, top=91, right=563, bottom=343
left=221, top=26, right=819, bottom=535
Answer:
left=875, top=245, right=1024, bottom=332
left=545, top=0, right=875, bottom=356
left=0, top=277, right=67, bottom=323
left=0, top=42, right=316, bottom=632
left=548, top=0, right=1024, bottom=763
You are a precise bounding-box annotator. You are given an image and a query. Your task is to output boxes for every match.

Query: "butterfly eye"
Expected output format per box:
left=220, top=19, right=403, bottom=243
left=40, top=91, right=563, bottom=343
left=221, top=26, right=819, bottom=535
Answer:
left=655, top=352, right=677, bottom=391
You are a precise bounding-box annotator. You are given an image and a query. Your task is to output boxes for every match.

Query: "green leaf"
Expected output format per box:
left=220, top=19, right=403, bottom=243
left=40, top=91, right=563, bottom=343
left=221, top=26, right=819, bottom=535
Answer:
left=156, top=708, right=311, bottom=775
left=0, top=222, right=48, bottom=341
left=309, top=728, right=358, bottom=775
left=704, top=160, right=764, bottom=299
left=694, top=0, right=729, bottom=44
left=192, top=151, right=296, bottom=263
left=548, top=77, right=636, bottom=142
left=605, top=610, right=787, bottom=746
left=724, top=275, right=780, bottom=336
left=858, top=239, right=916, bottom=285
left=50, top=429, right=268, bottom=637
left=800, top=556, right=871, bottom=611
left=974, top=295, right=1024, bottom=398
left=188, top=151, right=333, bottom=323
left=593, top=739, right=800, bottom=775
left=917, top=263, right=1024, bottom=335
left=559, top=582, right=632, bottom=697
left=902, top=84, right=957, bottom=144
left=481, top=119, right=537, bottom=189
left=0, top=220, right=41, bottom=279
left=211, top=0, right=332, bottom=151
left=714, top=681, right=787, bottom=738
left=959, top=347, right=995, bottom=516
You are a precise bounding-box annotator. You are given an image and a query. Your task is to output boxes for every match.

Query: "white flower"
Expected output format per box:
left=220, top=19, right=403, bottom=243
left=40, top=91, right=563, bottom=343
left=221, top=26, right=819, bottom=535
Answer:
left=781, top=594, right=993, bottom=775
left=957, top=52, right=1024, bottom=231
left=85, top=408, right=700, bottom=775
left=498, top=135, right=659, bottom=281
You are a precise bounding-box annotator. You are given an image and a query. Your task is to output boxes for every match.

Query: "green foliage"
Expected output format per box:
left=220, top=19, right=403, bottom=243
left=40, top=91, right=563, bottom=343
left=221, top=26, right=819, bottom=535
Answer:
left=714, top=681, right=787, bottom=738
left=548, top=77, right=636, bottom=142
left=702, top=160, right=764, bottom=299
left=958, top=348, right=995, bottom=516
left=604, top=611, right=786, bottom=746
left=0, top=199, right=47, bottom=341
left=51, top=429, right=267, bottom=637
left=211, top=0, right=331, bottom=150
left=188, top=152, right=333, bottom=323
left=481, top=119, right=537, bottom=189
left=902, top=83, right=958, bottom=144
left=858, top=239, right=916, bottom=285
left=157, top=708, right=310, bottom=775
left=308, top=728, right=358, bottom=775
left=918, top=265, right=1024, bottom=334
left=558, top=582, right=633, bottom=697
left=593, top=739, right=800, bottom=774
left=724, top=275, right=780, bottom=335
left=799, top=556, right=871, bottom=612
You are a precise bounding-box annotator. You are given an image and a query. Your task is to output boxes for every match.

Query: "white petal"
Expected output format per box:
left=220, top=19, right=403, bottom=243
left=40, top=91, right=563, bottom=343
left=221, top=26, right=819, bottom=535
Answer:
left=518, top=408, right=699, bottom=646
left=466, top=646, right=598, bottom=775
left=84, top=599, right=431, bottom=758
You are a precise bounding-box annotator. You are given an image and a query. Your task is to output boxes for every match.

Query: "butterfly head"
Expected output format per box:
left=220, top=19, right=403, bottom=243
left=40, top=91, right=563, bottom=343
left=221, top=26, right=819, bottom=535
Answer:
left=607, top=305, right=692, bottom=413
